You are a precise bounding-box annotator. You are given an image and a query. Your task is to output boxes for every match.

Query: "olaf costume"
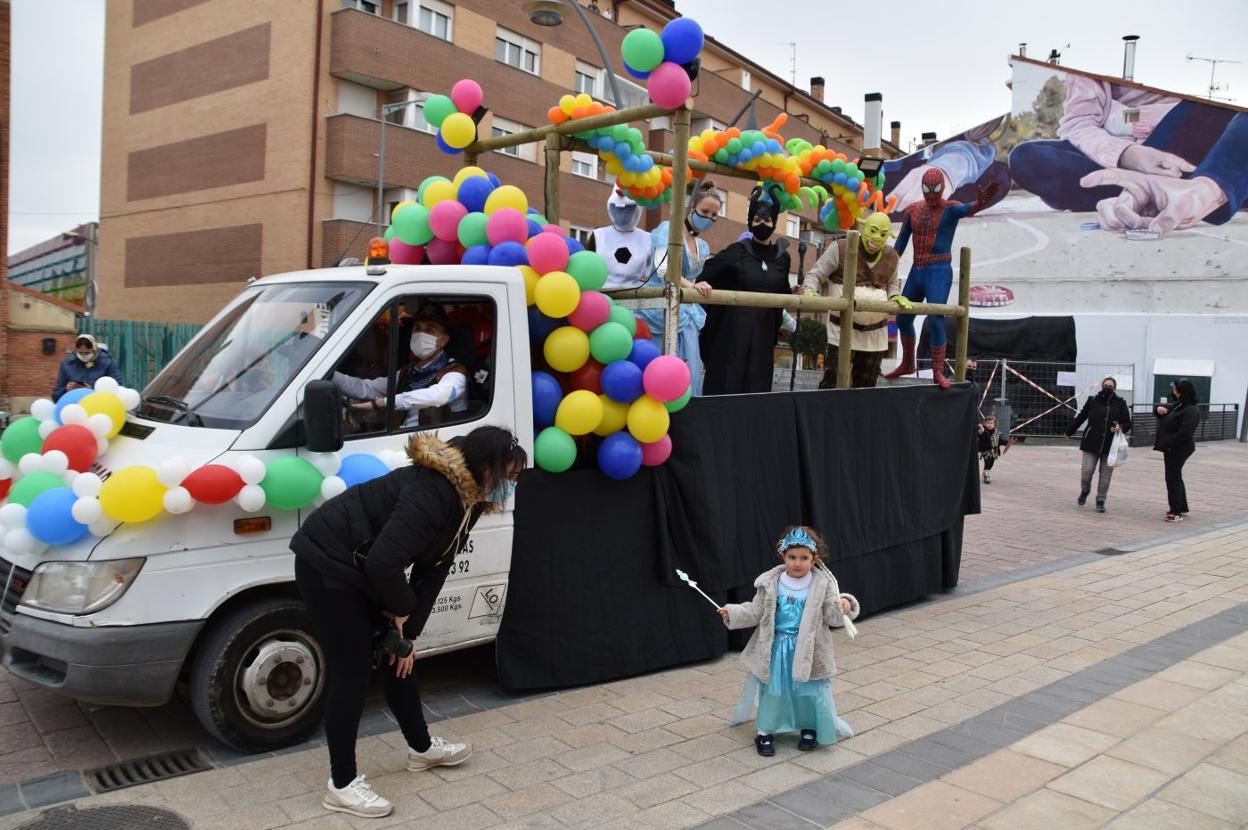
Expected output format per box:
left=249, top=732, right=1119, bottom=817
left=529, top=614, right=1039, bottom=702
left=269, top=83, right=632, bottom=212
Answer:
left=590, top=187, right=653, bottom=290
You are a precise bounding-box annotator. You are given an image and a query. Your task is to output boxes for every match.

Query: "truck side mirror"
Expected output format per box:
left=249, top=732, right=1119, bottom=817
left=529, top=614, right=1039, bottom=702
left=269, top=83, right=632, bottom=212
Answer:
left=303, top=380, right=343, bottom=453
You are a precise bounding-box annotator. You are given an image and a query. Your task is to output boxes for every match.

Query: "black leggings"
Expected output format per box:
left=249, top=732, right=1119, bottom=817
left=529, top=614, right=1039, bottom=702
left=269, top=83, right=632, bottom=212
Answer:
left=1163, top=446, right=1194, bottom=514
left=295, top=558, right=431, bottom=788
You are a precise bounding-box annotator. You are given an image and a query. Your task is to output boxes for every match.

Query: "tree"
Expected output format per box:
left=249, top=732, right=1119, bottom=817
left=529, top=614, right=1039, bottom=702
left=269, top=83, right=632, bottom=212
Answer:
left=790, top=317, right=827, bottom=369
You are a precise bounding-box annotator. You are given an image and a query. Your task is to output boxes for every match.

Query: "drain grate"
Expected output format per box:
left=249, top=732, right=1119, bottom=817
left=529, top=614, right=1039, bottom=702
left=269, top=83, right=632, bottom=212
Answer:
left=84, top=749, right=210, bottom=793
left=15, top=805, right=190, bottom=830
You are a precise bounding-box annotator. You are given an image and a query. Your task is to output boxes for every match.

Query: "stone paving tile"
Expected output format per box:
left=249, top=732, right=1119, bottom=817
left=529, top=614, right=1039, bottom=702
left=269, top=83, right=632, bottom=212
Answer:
left=861, top=780, right=1001, bottom=830
left=978, top=788, right=1117, bottom=830
left=940, top=749, right=1065, bottom=803
left=1047, top=755, right=1171, bottom=811
left=1156, top=762, right=1248, bottom=825
left=1103, top=798, right=1239, bottom=830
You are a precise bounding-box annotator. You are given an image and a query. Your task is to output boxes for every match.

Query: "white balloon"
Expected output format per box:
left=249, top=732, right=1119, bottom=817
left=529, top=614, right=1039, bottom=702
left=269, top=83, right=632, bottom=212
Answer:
left=30, top=399, right=55, bottom=422
left=88, top=518, right=119, bottom=537
left=37, top=420, right=59, bottom=440
left=61, top=471, right=79, bottom=486
left=61, top=404, right=88, bottom=426
left=118, top=388, right=141, bottom=411
left=236, top=484, right=266, bottom=512
left=93, top=377, right=121, bottom=394
left=72, top=473, right=104, bottom=498
left=3, top=528, right=35, bottom=555
left=163, top=487, right=195, bottom=514
left=383, top=450, right=408, bottom=470
left=233, top=455, right=266, bottom=486
left=97, top=439, right=110, bottom=456
left=86, top=414, right=114, bottom=439
left=0, top=459, right=13, bottom=480
left=0, top=503, right=28, bottom=529
left=157, top=458, right=192, bottom=488
left=41, top=451, right=69, bottom=474
left=18, top=453, right=45, bottom=476
left=30, top=542, right=49, bottom=556
left=309, top=452, right=342, bottom=477
left=320, top=476, right=347, bottom=500
left=71, top=497, right=104, bottom=525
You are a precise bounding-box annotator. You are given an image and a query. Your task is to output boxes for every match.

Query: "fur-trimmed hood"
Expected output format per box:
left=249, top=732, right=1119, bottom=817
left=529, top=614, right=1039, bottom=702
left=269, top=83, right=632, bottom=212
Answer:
left=406, top=434, right=481, bottom=510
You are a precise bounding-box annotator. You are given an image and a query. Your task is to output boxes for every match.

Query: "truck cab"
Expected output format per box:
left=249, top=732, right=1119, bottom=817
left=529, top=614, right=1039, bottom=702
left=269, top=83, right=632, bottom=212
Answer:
left=0, top=264, right=533, bottom=750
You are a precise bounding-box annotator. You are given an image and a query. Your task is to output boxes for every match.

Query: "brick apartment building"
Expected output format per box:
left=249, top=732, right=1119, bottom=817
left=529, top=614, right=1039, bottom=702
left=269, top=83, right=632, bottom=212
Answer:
left=1, top=0, right=11, bottom=412
left=98, top=0, right=904, bottom=325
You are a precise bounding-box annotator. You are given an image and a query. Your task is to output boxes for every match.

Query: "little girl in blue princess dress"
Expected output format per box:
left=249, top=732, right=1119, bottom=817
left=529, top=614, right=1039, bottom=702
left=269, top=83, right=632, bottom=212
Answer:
left=718, top=526, right=859, bottom=755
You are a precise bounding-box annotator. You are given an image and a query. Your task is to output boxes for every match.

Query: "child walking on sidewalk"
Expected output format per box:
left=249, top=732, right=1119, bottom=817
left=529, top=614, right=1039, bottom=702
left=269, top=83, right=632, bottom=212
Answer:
left=977, top=414, right=1002, bottom=484
left=719, top=526, right=859, bottom=755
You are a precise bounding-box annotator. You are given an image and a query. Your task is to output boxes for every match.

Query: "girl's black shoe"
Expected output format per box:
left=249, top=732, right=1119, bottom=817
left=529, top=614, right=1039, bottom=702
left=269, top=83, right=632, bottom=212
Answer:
left=754, top=734, right=775, bottom=757
left=798, top=730, right=817, bottom=751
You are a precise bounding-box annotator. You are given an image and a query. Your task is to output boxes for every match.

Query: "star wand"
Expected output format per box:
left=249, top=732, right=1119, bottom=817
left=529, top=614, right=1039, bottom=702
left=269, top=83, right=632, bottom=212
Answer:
left=675, top=569, right=721, bottom=611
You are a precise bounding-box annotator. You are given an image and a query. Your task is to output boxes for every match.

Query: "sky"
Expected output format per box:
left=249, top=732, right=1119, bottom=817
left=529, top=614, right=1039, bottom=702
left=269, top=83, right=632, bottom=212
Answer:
left=7, top=0, right=1248, bottom=255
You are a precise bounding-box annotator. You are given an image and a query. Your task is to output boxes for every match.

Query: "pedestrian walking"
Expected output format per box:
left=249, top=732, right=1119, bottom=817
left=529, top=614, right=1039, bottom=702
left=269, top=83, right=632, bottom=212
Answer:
left=719, top=526, right=858, bottom=756
left=1065, top=376, right=1132, bottom=513
left=1154, top=379, right=1200, bottom=522
left=977, top=414, right=1003, bottom=484
left=291, top=426, right=525, bottom=819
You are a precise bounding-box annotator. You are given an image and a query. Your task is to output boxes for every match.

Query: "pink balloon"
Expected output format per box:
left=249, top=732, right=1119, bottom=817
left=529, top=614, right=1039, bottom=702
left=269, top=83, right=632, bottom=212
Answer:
left=641, top=434, right=672, bottom=466
left=568, top=291, right=611, bottom=332
left=643, top=355, right=692, bottom=402
left=427, top=237, right=463, bottom=265
left=541, top=224, right=564, bottom=235
left=429, top=200, right=468, bottom=242
left=527, top=232, right=570, bottom=275
left=388, top=239, right=425, bottom=265
left=451, top=79, right=484, bottom=115
left=647, top=61, right=692, bottom=110
left=486, top=208, right=528, bottom=246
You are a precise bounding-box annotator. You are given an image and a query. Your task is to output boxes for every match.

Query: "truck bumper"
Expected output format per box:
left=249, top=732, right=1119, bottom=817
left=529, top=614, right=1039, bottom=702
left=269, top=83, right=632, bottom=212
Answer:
left=1, top=614, right=203, bottom=707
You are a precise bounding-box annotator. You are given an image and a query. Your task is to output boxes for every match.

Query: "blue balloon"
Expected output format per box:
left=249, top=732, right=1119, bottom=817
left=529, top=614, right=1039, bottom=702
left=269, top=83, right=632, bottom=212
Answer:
left=25, top=487, right=87, bottom=546
left=623, top=60, right=651, bottom=81
left=614, top=142, right=633, bottom=161
left=752, top=141, right=766, bottom=156
left=602, top=359, right=644, bottom=404
left=638, top=154, right=654, bottom=172
left=338, top=453, right=390, bottom=489
left=738, top=149, right=753, bottom=163
left=488, top=241, right=528, bottom=267
left=597, top=432, right=643, bottom=480
left=628, top=338, right=661, bottom=371
left=457, top=176, right=495, bottom=213
left=436, top=132, right=459, bottom=155
left=532, top=371, right=562, bottom=428
left=487, top=172, right=502, bottom=187
left=528, top=307, right=562, bottom=344
left=846, top=177, right=860, bottom=191
left=660, top=17, right=704, bottom=66
left=54, top=388, right=93, bottom=424
left=526, top=218, right=544, bottom=238
left=462, top=244, right=492, bottom=265
left=565, top=237, right=584, bottom=255
left=766, top=139, right=782, bottom=153
left=833, top=172, right=847, bottom=186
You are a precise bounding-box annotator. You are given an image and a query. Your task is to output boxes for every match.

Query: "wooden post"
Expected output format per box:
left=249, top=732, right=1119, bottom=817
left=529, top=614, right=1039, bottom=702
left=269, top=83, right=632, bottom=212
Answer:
left=663, top=105, right=692, bottom=356
left=955, top=246, right=971, bottom=382
left=836, top=232, right=859, bottom=389
left=543, top=135, right=565, bottom=224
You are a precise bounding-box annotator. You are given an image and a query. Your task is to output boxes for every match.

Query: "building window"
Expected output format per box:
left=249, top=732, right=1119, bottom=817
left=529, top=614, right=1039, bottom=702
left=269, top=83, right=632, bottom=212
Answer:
left=491, top=116, right=537, bottom=162
left=570, top=225, right=594, bottom=247
left=394, top=1, right=453, bottom=41
left=575, top=61, right=602, bottom=97
left=741, top=69, right=752, bottom=90
left=393, top=0, right=408, bottom=23
left=384, top=89, right=435, bottom=134
left=496, top=27, right=541, bottom=75
left=571, top=151, right=598, bottom=179
left=346, top=0, right=379, bottom=14
left=716, top=191, right=728, bottom=216
left=786, top=216, right=800, bottom=239
left=692, top=116, right=726, bottom=135
left=609, top=75, right=648, bottom=110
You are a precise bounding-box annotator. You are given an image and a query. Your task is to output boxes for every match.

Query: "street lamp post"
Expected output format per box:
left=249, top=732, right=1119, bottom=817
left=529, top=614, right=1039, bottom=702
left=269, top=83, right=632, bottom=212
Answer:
left=376, top=98, right=424, bottom=234
left=524, top=0, right=624, bottom=109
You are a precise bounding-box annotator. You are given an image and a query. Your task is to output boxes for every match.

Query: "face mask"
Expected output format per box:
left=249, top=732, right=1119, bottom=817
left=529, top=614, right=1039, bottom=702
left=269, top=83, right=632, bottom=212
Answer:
left=688, top=213, right=715, bottom=234
left=487, top=479, right=516, bottom=505
left=76, top=352, right=95, bottom=363
left=608, top=205, right=636, bottom=230
left=410, top=332, right=439, bottom=360
left=1099, top=386, right=1113, bottom=397
left=751, top=222, right=774, bottom=242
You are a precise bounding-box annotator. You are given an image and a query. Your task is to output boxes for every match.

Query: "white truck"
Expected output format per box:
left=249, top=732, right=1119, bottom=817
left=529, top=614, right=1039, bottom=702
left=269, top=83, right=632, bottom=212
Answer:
left=0, top=263, right=533, bottom=750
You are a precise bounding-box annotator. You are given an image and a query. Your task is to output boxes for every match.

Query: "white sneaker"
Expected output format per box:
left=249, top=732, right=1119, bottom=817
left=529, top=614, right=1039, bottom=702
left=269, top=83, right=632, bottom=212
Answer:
left=407, top=736, right=473, bottom=771
left=323, top=775, right=393, bottom=818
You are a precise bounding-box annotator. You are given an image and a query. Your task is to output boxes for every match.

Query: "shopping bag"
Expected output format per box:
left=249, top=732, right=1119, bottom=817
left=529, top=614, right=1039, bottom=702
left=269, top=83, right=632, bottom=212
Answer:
left=1107, top=432, right=1129, bottom=467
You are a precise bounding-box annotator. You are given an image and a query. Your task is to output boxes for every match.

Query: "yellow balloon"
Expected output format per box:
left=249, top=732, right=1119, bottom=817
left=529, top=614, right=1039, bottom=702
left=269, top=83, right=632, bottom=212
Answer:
left=627, top=395, right=670, bottom=444
left=80, top=391, right=127, bottom=439
left=99, top=466, right=167, bottom=523
left=440, top=112, right=476, bottom=149
left=391, top=200, right=415, bottom=221
left=594, top=396, right=629, bottom=437
left=453, top=166, right=487, bottom=186
left=518, top=265, right=540, bottom=306
left=484, top=185, right=528, bottom=216
left=422, top=180, right=457, bottom=208
left=543, top=326, right=590, bottom=373
left=559, top=94, right=576, bottom=116
left=534, top=272, right=580, bottom=318
left=555, top=390, right=604, bottom=436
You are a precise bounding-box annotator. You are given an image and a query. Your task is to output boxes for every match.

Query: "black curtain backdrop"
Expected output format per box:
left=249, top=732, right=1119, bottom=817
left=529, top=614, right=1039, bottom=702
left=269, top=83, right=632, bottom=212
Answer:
left=920, top=316, right=1077, bottom=362
left=497, top=384, right=980, bottom=691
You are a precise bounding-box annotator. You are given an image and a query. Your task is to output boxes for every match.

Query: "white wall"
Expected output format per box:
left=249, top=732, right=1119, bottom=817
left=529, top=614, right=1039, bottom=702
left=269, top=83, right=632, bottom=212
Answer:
left=335, top=80, right=377, bottom=118
left=332, top=183, right=374, bottom=222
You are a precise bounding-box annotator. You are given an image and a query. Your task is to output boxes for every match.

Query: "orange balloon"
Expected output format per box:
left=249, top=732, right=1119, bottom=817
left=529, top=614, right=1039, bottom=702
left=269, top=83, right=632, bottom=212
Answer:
left=548, top=106, right=566, bottom=123
left=884, top=194, right=899, bottom=213
left=727, top=127, right=741, bottom=138
left=785, top=173, right=800, bottom=193
left=572, top=106, right=587, bottom=119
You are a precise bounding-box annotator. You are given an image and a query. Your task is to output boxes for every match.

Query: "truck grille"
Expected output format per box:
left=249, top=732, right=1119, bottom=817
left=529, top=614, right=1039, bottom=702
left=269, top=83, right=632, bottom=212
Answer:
left=0, top=558, right=33, bottom=634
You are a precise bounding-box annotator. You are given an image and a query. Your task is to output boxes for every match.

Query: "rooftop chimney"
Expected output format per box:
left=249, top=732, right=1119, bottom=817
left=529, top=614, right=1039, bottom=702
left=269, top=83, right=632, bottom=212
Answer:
left=810, top=76, right=825, bottom=103
left=921, top=131, right=938, bottom=148
left=863, top=92, right=883, bottom=152
left=1018, top=42, right=1027, bottom=58
left=1122, top=35, right=1139, bottom=81
left=890, top=120, right=901, bottom=147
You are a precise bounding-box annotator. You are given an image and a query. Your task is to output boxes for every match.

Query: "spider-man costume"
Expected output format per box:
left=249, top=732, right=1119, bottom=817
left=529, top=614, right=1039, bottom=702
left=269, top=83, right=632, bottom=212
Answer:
left=884, top=169, right=997, bottom=389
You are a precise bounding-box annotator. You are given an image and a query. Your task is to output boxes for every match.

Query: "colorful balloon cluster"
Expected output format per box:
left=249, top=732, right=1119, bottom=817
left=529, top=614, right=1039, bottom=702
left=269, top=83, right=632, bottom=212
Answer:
left=787, top=138, right=894, bottom=231
left=620, top=17, right=704, bottom=109
left=421, top=79, right=484, bottom=154
left=547, top=94, right=674, bottom=207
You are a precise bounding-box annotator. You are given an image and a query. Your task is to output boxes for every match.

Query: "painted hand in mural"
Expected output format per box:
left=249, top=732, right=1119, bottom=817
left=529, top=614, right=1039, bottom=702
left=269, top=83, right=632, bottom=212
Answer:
left=1080, top=170, right=1228, bottom=235
left=889, top=165, right=953, bottom=212
left=1118, top=145, right=1197, bottom=178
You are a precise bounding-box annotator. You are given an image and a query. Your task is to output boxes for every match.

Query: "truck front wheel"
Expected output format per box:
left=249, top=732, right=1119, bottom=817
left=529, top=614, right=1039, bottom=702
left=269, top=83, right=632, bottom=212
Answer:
left=189, top=597, right=326, bottom=752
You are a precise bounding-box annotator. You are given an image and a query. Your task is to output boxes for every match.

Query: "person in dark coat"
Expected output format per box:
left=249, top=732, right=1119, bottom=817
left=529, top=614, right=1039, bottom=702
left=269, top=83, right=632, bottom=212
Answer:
left=699, top=186, right=792, bottom=395
left=1065, top=376, right=1132, bottom=512
left=291, top=426, right=526, bottom=819
left=1153, top=378, right=1200, bottom=522
left=52, top=334, right=123, bottom=401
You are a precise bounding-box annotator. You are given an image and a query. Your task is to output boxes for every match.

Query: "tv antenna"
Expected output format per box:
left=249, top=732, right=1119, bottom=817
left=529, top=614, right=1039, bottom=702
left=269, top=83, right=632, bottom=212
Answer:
left=1187, top=53, right=1241, bottom=101
left=779, top=41, right=796, bottom=85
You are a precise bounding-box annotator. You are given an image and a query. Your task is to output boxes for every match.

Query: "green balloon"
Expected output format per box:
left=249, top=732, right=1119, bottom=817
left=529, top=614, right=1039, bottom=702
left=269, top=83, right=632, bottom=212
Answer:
left=8, top=473, right=65, bottom=508
left=457, top=211, right=490, bottom=248
left=392, top=203, right=433, bottom=246
left=831, top=158, right=846, bottom=173
left=384, top=225, right=396, bottom=243
left=423, top=95, right=457, bottom=129
left=608, top=305, right=637, bottom=336
left=260, top=457, right=322, bottom=511
left=612, top=124, right=630, bottom=142
left=845, top=163, right=860, bottom=179
left=535, top=427, right=577, bottom=473
left=664, top=387, right=692, bottom=413
left=566, top=251, right=607, bottom=292
left=589, top=321, right=633, bottom=364
left=727, top=138, right=742, bottom=153
left=628, top=128, right=644, bottom=145
left=621, top=28, right=665, bottom=73
left=417, top=175, right=451, bottom=204
left=714, top=148, right=729, bottom=164
left=1, top=417, right=44, bottom=465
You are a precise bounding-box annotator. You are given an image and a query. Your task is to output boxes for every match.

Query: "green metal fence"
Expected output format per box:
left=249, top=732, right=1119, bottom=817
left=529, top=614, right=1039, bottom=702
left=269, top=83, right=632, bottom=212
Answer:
left=80, top=319, right=203, bottom=392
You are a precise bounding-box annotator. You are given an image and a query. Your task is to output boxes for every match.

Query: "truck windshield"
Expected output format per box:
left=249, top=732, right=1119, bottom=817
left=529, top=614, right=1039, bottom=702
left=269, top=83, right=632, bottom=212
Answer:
left=140, top=282, right=371, bottom=429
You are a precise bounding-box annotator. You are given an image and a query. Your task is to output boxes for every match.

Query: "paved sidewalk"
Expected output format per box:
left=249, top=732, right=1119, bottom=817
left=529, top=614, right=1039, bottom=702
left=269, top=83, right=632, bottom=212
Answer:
left=2, top=502, right=1244, bottom=828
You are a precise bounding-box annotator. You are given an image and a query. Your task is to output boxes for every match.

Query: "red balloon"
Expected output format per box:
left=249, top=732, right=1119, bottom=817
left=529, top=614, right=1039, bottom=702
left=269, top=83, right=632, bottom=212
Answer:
left=0, top=479, right=10, bottom=501
left=427, top=237, right=464, bottom=265
left=634, top=318, right=652, bottom=341
left=568, top=360, right=605, bottom=395
left=41, top=424, right=99, bottom=472
left=182, top=464, right=245, bottom=504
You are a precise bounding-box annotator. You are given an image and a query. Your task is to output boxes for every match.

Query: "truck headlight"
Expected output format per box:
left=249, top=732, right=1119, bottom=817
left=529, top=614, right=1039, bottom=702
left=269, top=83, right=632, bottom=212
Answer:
left=21, top=559, right=145, bottom=615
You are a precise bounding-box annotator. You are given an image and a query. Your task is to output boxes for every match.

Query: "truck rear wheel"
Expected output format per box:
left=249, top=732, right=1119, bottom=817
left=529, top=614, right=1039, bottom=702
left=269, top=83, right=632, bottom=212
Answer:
left=189, top=597, right=326, bottom=752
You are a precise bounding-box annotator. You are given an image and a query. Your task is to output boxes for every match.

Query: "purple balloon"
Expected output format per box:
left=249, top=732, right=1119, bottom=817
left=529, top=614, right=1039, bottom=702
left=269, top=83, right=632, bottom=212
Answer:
left=488, top=240, right=528, bottom=267
left=628, top=338, right=661, bottom=371
left=462, top=244, right=492, bottom=265
left=602, top=359, right=645, bottom=404
left=457, top=176, right=494, bottom=213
